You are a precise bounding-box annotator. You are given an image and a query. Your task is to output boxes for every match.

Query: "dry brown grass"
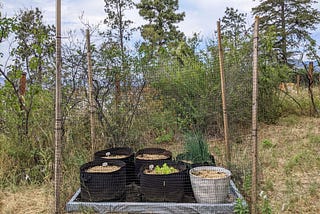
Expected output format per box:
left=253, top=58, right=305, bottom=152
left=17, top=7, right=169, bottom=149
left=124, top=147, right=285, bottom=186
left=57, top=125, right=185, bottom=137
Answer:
left=0, top=184, right=53, bottom=214
left=259, top=116, right=320, bottom=213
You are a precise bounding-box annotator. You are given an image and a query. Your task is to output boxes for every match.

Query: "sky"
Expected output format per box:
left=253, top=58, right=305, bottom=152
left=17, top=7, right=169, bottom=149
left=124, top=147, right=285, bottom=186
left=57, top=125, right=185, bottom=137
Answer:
left=1, top=0, right=259, bottom=39
left=0, top=0, right=320, bottom=44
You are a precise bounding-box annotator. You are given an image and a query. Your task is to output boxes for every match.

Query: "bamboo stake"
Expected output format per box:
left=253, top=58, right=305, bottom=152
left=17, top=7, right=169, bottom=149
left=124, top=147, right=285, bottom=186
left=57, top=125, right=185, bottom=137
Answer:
left=54, top=0, right=62, bottom=213
left=296, top=74, right=300, bottom=94
left=251, top=16, right=259, bottom=214
left=217, top=20, right=231, bottom=167
left=86, top=29, right=96, bottom=158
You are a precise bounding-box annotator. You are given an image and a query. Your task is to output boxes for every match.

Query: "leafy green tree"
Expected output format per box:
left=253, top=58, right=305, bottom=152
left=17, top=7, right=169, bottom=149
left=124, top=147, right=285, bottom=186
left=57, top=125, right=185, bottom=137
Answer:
left=13, top=8, right=55, bottom=84
left=0, top=8, right=55, bottom=185
left=103, top=0, right=135, bottom=107
left=136, top=0, right=185, bottom=58
left=219, top=8, right=254, bottom=126
left=252, top=0, right=320, bottom=64
left=10, top=8, right=55, bottom=136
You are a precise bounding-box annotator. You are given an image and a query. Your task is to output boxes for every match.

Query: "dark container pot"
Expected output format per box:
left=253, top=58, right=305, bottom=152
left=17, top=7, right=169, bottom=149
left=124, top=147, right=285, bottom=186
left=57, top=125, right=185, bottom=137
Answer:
left=80, top=159, right=126, bottom=202
left=135, top=148, right=172, bottom=184
left=140, top=161, right=187, bottom=202
left=94, top=147, right=135, bottom=184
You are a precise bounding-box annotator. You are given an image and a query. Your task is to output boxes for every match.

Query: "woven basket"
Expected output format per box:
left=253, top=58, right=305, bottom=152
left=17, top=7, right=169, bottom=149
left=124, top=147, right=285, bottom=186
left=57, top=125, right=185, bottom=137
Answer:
left=189, top=166, right=231, bottom=203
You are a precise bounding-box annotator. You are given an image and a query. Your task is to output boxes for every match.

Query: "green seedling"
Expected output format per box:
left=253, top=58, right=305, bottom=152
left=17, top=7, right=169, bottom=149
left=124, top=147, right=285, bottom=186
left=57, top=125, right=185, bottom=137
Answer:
left=154, top=163, right=178, bottom=174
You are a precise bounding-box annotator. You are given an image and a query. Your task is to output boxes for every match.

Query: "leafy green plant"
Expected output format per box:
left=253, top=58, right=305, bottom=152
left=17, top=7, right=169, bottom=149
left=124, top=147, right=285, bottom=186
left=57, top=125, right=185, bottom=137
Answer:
left=259, top=191, right=272, bottom=214
left=234, top=198, right=249, bottom=214
left=242, top=173, right=252, bottom=195
left=181, top=132, right=213, bottom=164
left=154, top=163, right=178, bottom=175
left=155, top=129, right=174, bottom=144
left=262, top=139, right=274, bottom=149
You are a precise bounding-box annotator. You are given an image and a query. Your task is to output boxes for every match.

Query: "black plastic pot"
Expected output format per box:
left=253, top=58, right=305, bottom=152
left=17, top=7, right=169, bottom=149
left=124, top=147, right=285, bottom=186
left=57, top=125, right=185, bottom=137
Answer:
left=80, top=159, right=126, bottom=202
left=94, top=147, right=135, bottom=184
left=140, top=161, right=187, bottom=202
left=175, top=153, right=216, bottom=167
left=176, top=153, right=216, bottom=196
left=135, top=148, right=172, bottom=184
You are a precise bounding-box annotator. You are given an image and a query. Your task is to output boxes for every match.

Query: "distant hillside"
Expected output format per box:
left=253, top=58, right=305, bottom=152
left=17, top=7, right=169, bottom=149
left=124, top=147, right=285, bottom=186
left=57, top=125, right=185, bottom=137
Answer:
left=289, top=59, right=320, bottom=72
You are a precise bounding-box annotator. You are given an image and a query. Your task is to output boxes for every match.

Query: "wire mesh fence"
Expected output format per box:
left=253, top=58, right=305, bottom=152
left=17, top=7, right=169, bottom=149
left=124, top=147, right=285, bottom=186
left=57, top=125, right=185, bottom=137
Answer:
left=57, top=34, right=256, bottom=212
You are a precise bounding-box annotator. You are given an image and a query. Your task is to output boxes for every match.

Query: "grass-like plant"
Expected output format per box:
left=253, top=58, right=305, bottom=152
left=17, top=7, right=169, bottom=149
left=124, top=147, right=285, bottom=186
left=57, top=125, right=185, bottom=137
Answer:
left=181, top=132, right=213, bottom=164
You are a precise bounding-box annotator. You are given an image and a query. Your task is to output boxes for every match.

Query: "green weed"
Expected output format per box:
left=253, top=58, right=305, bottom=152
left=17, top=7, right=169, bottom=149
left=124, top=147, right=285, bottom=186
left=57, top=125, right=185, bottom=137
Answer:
left=234, top=198, right=249, bottom=214
left=262, top=139, right=274, bottom=149
left=309, top=182, right=319, bottom=197
left=259, top=191, right=272, bottom=214
left=262, top=178, right=274, bottom=192
left=307, top=134, right=320, bottom=144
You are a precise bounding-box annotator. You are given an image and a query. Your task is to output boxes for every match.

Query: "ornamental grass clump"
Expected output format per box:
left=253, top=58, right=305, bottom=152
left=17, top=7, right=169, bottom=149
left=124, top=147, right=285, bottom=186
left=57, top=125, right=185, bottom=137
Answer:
left=182, top=132, right=213, bottom=164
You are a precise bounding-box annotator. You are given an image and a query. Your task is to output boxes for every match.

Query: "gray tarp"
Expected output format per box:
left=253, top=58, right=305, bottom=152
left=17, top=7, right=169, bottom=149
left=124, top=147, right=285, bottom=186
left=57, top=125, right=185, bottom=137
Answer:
left=66, top=180, right=245, bottom=214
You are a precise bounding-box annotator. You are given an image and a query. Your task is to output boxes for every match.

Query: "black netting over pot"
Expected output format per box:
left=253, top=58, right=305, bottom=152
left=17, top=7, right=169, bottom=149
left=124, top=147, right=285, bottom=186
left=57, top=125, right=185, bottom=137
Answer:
left=139, top=161, right=187, bottom=202
left=94, top=147, right=135, bottom=184
left=175, top=153, right=216, bottom=167
left=80, top=159, right=126, bottom=202
left=135, top=148, right=172, bottom=184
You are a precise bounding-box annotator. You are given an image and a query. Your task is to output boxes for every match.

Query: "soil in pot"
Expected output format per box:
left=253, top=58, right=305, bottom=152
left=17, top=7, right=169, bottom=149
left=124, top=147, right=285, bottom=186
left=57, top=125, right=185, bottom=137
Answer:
left=189, top=166, right=231, bottom=204
left=191, top=169, right=227, bottom=179
left=140, top=161, right=187, bottom=202
left=86, top=165, right=120, bottom=173
left=94, top=147, right=135, bottom=184
left=135, top=148, right=172, bottom=184
left=80, top=160, right=126, bottom=202
left=136, top=154, right=169, bottom=160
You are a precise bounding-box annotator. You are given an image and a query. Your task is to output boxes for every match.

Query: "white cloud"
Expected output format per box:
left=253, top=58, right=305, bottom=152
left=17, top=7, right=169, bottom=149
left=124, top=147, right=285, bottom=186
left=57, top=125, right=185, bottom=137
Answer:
left=179, top=0, right=259, bottom=37
left=1, top=0, right=319, bottom=43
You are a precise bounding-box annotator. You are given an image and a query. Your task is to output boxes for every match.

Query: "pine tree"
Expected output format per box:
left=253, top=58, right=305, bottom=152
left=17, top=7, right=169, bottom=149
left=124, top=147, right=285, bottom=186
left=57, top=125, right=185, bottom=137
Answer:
left=221, top=7, right=248, bottom=49
left=252, top=0, right=320, bottom=64
left=136, top=0, right=185, bottom=58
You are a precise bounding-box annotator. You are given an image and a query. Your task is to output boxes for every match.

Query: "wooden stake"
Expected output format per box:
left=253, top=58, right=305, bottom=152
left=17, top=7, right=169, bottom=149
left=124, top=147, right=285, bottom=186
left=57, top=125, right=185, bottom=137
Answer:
left=217, top=20, right=231, bottom=167
left=251, top=16, right=259, bottom=214
left=54, top=0, right=62, bottom=213
left=296, top=75, right=300, bottom=94
left=86, top=29, right=96, bottom=158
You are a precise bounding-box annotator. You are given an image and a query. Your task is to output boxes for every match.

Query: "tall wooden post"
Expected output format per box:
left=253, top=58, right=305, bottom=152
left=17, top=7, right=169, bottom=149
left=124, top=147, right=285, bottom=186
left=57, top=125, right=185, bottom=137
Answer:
left=296, top=75, right=300, bottom=94
left=217, top=20, right=231, bottom=167
left=308, top=62, right=314, bottom=87
left=251, top=16, right=259, bottom=214
left=307, top=62, right=317, bottom=115
left=86, top=29, right=96, bottom=158
left=54, top=0, right=62, bottom=213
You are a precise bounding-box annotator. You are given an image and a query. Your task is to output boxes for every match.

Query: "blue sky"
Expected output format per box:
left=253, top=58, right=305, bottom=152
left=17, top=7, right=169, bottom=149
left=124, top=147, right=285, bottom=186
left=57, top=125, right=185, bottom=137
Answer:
left=1, top=0, right=258, bottom=38
left=0, top=0, right=319, bottom=42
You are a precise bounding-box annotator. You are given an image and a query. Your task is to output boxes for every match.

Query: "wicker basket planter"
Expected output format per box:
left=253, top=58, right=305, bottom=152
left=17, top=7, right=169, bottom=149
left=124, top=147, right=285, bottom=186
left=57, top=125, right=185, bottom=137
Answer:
left=189, top=166, right=231, bottom=203
left=176, top=153, right=216, bottom=196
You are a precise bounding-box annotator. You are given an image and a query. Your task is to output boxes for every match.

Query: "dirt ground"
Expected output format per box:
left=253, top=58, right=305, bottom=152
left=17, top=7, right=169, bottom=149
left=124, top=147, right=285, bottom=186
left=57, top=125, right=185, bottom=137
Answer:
left=0, top=116, right=319, bottom=213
